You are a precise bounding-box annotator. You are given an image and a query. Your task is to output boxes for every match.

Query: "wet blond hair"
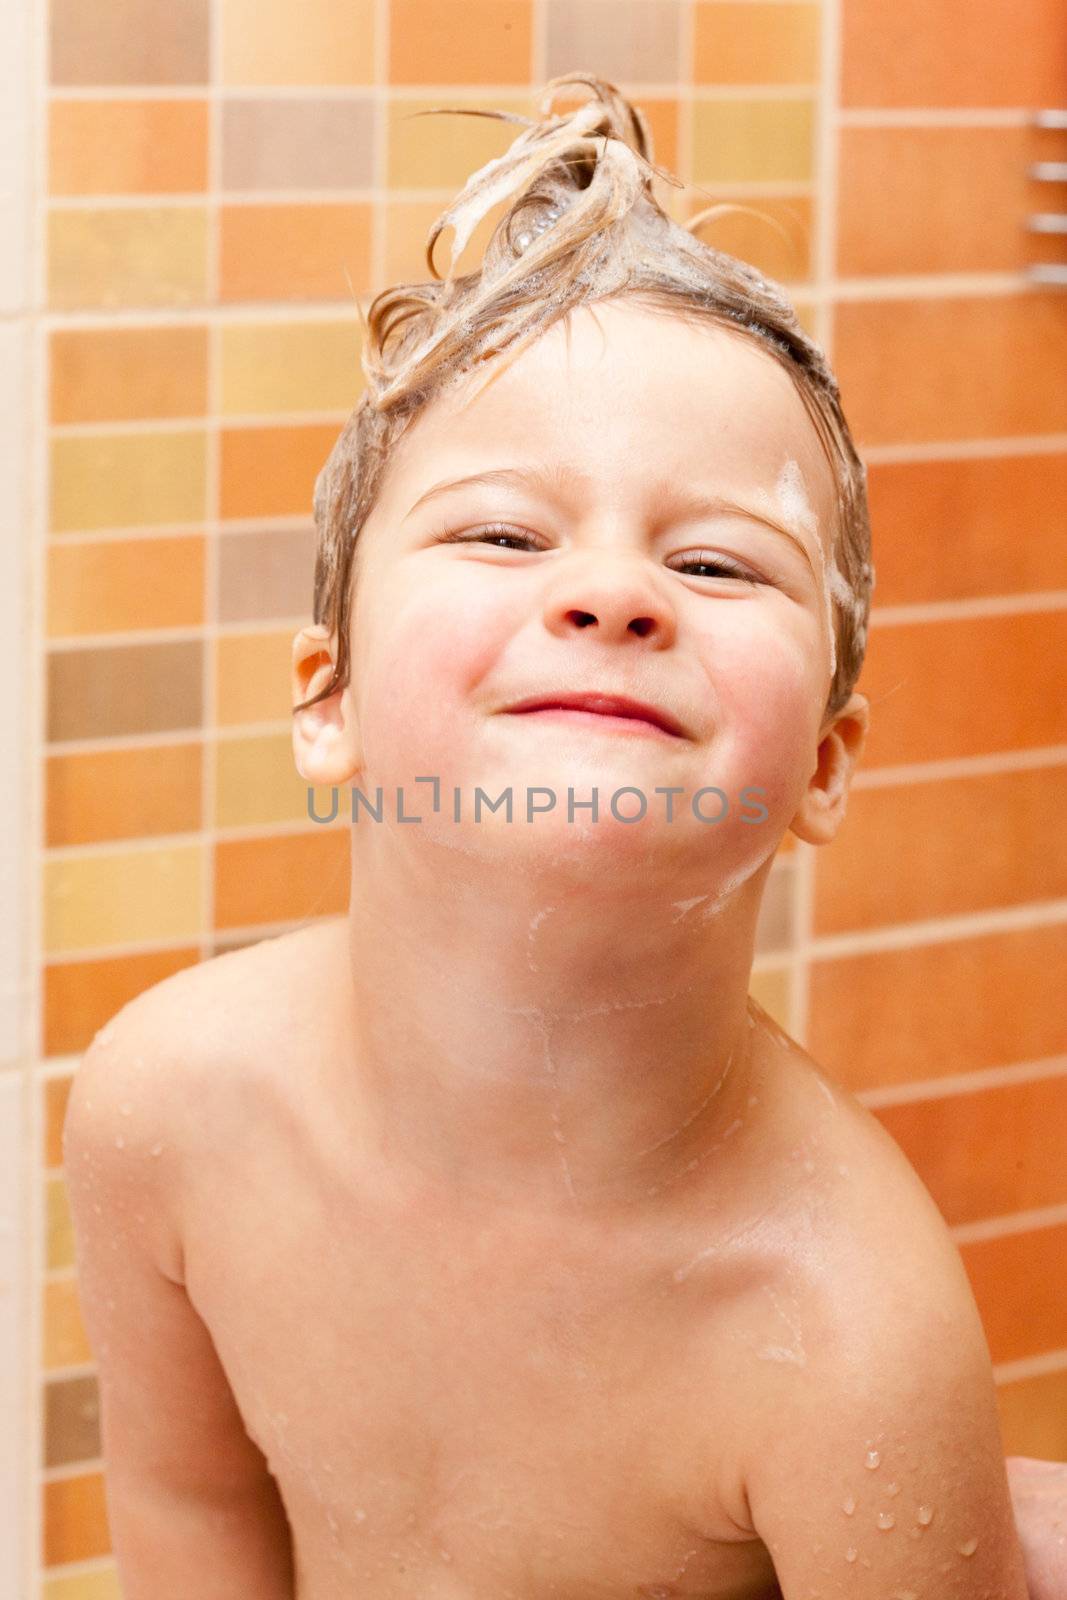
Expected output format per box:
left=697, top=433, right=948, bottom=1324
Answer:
left=298, top=71, right=874, bottom=721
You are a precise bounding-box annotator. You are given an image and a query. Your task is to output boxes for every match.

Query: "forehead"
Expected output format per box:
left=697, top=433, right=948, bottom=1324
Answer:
left=370, top=299, right=837, bottom=547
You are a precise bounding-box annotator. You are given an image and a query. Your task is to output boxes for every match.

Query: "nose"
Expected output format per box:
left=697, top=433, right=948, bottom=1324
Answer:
left=540, top=552, right=678, bottom=649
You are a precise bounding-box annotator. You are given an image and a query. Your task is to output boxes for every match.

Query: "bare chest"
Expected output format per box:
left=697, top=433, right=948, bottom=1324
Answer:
left=179, top=1105, right=785, bottom=1600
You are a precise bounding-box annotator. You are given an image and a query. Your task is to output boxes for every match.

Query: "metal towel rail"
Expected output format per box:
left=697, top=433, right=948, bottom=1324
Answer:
left=1027, top=109, right=1067, bottom=284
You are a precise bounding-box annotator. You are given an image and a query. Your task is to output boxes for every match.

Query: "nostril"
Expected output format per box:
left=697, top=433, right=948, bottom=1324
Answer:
left=565, top=610, right=598, bottom=628
left=629, top=618, right=655, bottom=637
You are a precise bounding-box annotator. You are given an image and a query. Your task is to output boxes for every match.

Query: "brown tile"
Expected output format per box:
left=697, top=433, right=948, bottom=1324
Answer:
left=42, top=947, right=201, bottom=1064
left=219, top=203, right=372, bottom=301
left=46, top=743, right=203, bottom=847
left=872, top=1074, right=1067, bottom=1227
left=693, top=2, right=820, bottom=86
left=42, top=1469, right=111, bottom=1566
left=50, top=0, right=208, bottom=85
left=960, top=1222, right=1067, bottom=1366
left=996, top=1365, right=1067, bottom=1460
left=684, top=191, right=814, bottom=284
left=220, top=425, right=337, bottom=520
left=814, top=765, right=1067, bottom=935
left=544, top=0, right=682, bottom=85
left=217, top=526, right=316, bottom=622
left=391, top=0, right=533, bottom=84
left=50, top=326, right=208, bottom=424
left=866, top=453, right=1067, bottom=608
left=221, top=97, right=375, bottom=190
left=835, top=294, right=1067, bottom=448
left=858, top=610, right=1067, bottom=768
left=842, top=0, right=1067, bottom=110
left=47, top=536, right=205, bottom=636
left=48, top=99, right=209, bottom=195
left=214, top=830, right=349, bottom=929
left=808, top=923, right=1067, bottom=1092
left=47, top=640, right=203, bottom=742
left=839, top=124, right=1067, bottom=279
left=45, top=1375, right=101, bottom=1469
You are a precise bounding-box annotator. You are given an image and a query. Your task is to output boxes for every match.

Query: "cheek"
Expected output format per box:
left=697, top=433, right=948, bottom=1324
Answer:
left=703, top=608, right=824, bottom=798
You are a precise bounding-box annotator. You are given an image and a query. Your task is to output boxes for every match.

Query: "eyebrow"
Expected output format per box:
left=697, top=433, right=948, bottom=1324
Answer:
left=404, top=463, right=819, bottom=572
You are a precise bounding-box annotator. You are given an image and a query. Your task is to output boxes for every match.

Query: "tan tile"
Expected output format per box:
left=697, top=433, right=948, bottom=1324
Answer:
left=48, top=99, right=209, bottom=196
left=220, top=424, right=337, bottom=519
left=996, top=1366, right=1067, bottom=1461
left=214, top=830, right=349, bottom=928
left=46, top=1176, right=75, bottom=1270
left=44, top=843, right=204, bottom=954
left=47, top=640, right=203, bottom=743
left=43, top=948, right=202, bottom=1061
left=808, top=923, right=1067, bottom=1092
left=221, top=0, right=375, bottom=86
left=694, top=2, right=820, bottom=85
left=50, top=0, right=208, bottom=85
left=50, top=326, right=208, bottom=424
left=220, top=320, right=363, bottom=416
left=392, top=0, right=532, bottom=83
left=221, top=97, right=376, bottom=190
left=386, top=92, right=532, bottom=189
left=46, top=743, right=203, bottom=848
left=842, top=0, right=1067, bottom=110
left=544, top=0, right=682, bottom=85
left=215, top=733, right=311, bottom=827
left=219, top=203, right=371, bottom=301
left=691, top=97, right=815, bottom=185
left=47, top=536, right=205, bottom=635
left=43, top=1568, right=123, bottom=1600
left=48, top=207, right=208, bottom=310
left=217, top=526, right=316, bottom=622
left=50, top=431, right=207, bottom=534
left=961, top=1223, right=1067, bottom=1365
left=215, top=630, right=296, bottom=726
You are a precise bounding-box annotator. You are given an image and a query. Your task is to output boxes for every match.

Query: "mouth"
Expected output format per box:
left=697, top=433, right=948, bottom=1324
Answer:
left=503, top=693, right=687, bottom=739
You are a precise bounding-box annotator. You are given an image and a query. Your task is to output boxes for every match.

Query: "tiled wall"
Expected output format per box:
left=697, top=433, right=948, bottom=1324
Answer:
left=20, top=0, right=1067, bottom=1592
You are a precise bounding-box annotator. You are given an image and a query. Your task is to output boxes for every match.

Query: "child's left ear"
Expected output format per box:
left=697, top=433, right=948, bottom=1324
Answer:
left=789, top=691, right=870, bottom=846
left=291, top=623, right=363, bottom=786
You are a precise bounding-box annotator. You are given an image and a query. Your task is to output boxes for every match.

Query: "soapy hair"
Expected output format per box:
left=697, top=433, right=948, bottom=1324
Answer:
left=297, top=71, right=874, bottom=721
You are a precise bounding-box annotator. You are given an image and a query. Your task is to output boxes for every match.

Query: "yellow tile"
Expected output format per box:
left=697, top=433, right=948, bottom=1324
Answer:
left=43, top=1570, right=124, bottom=1600
left=48, top=206, right=208, bottom=310
left=215, top=630, right=295, bottom=725
left=220, top=320, right=363, bottom=415
left=46, top=1176, right=75, bottom=1270
left=44, top=844, right=204, bottom=954
left=692, top=97, right=816, bottom=185
left=215, top=732, right=310, bottom=826
left=47, top=537, right=205, bottom=635
left=50, top=432, right=207, bottom=534
left=749, top=965, right=792, bottom=1029
left=222, top=0, right=375, bottom=85
left=384, top=196, right=517, bottom=287
left=386, top=93, right=532, bottom=190
left=43, top=1277, right=91, bottom=1370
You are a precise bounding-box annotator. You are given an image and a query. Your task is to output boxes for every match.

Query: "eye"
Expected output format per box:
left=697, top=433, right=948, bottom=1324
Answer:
left=668, top=551, right=764, bottom=584
left=437, top=523, right=544, bottom=552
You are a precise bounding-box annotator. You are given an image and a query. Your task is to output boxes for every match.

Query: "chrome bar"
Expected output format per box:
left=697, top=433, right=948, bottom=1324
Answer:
left=1026, top=263, right=1067, bottom=284
left=1029, top=161, right=1067, bottom=181
left=1028, top=213, right=1067, bottom=233
left=1034, top=110, right=1067, bottom=128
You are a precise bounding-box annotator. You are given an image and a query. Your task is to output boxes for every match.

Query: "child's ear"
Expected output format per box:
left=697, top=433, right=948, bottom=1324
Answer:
left=789, top=691, right=870, bottom=847
left=291, top=623, right=363, bottom=786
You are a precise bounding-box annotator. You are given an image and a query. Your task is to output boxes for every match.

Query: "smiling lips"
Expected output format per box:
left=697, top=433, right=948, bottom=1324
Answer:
left=504, top=693, right=687, bottom=738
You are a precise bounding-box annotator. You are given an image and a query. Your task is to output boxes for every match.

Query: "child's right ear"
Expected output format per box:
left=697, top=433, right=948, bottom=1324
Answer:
left=290, top=624, right=363, bottom=786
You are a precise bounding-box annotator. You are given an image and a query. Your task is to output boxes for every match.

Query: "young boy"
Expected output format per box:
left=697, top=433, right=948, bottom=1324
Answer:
left=64, top=75, right=1036, bottom=1600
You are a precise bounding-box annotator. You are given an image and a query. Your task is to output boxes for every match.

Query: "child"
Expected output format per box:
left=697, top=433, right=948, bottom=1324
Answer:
left=64, top=73, right=1034, bottom=1599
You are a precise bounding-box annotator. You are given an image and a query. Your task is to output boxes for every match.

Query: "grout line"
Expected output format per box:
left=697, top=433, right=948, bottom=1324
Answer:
left=858, top=1053, right=1067, bottom=1108
left=809, top=896, right=1067, bottom=960
left=993, top=1347, right=1067, bottom=1385
left=851, top=744, right=1067, bottom=788
left=951, top=1202, right=1067, bottom=1247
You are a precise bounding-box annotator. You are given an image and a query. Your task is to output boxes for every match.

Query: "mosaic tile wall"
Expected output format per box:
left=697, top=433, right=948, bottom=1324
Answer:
left=20, top=0, right=1067, bottom=1592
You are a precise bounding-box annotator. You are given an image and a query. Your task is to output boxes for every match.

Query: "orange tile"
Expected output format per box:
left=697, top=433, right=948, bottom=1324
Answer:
left=834, top=294, right=1067, bottom=448
left=47, top=536, right=205, bottom=635
left=220, top=423, right=338, bottom=520
left=219, top=203, right=372, bottom=302
left=842, top=0, right=1067, bottom=110
left=389, top=0, right=532, bottom=84
left=960, top=1223, right=1067, bottom=1366
left=838, top=124, right=1067, bottom=278
left=807, top=923, right=1067, bottom=1092
left=48, top=99, right=209, bottom=196
left=684, top=192, right=814, bottom=284
left=866, top=453, right=1067, bottom=608
left=42, top=947, right=201, bottom=1059
left=44, top=1078, right=73, bottom=1170
left=50, top=326, right=208, bottom=424
left=814, top=765, right=1067, bottom=935
left=857, top=610, right=1067, bottom=768
left=221, top=0, right=375, bottom=86
left=46, top=743, right=203, bottom=847
left=872, top=1073, right=1067, bottom=1227
left=693, top=2, right=820, bottom=86
left=214, top=830, right=349, bottom=928
left=214, top=630, right=296, bottom=725
left=42, top=1469, right=111, bottom=1567
left=996, top=1365, right=1067, bottom=1460
left=42, top=1279, right=92, bottom=1373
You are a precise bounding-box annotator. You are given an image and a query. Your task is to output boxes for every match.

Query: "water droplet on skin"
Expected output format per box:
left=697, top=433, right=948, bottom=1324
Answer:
left=114, top=1135, right=125, bottom=1149
left=842, top=1494, right=855, bottom=1515
left=354, top=1508, right=366, bottom=1521
left=803, top=1159, right=815, bottom=1174
left=917, top=1504, right=934, bottom=1525
left=837, top=1163, right=850, bottom=1176
left=886, top=1480, right=900, bottom=1496
left=845, top=1546, right=858, bottom=1563
left=866, top=1449, right=881, bottom=1469
left=958, top=1537, right=978, bottom=1557
left=877, top=1512, right=895, bottom=1530
left=119, top=1103, right=132, bottom=1116
left=150, top=1143, right=164, bottom=1156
